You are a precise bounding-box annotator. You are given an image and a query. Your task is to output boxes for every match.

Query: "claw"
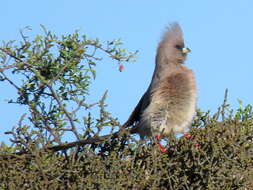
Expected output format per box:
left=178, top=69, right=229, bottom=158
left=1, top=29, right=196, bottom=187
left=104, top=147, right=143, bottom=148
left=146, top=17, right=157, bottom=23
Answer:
left=184, top=132, right=192, bottom=140
left=155, top=135, right=167, bottom=153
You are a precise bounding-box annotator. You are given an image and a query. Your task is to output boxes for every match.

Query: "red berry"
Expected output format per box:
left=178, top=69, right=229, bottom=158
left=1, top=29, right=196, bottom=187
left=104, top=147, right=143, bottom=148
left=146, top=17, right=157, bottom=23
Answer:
left=119, top=64, right=124, bottom=72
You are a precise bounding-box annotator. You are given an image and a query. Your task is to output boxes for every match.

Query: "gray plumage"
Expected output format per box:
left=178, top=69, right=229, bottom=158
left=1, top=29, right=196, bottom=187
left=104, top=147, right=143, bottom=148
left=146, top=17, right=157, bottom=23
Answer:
left=122, top=23, right=197, bottom=139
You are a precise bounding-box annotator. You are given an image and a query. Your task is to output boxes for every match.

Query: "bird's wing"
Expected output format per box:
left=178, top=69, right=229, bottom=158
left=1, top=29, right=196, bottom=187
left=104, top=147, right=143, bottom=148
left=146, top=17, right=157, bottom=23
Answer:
left=121, top=90, right=150, bottom=129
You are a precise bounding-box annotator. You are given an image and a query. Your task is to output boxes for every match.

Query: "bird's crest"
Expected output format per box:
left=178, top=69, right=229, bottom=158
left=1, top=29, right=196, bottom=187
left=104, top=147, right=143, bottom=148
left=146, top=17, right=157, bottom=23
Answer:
left=162, top=22, right=184, bottom=45
left=156, top=22, right=187, bottom=65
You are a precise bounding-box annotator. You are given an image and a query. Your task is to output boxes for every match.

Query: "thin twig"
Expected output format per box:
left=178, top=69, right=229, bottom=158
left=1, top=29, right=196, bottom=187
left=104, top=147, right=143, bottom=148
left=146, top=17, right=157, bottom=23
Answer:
left=0, top=64, right=19, bottom=72
left=0, top=47, right=32, bottom=70
left=71, top=98, right=85, bottom=115
left=0, top=47, right=23, bottom=62
left=46, top=84, right=80, bottom=140
left=0, top=71, right=20, bottom=91
left=221, top=88, right=228, bottom=121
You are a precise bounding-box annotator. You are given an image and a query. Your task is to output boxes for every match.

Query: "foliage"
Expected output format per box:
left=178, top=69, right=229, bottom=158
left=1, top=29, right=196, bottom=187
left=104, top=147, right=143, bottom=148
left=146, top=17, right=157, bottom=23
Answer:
left=0, top=28, right=253, bottom=190
left=0, top=26, right=136, bottom=153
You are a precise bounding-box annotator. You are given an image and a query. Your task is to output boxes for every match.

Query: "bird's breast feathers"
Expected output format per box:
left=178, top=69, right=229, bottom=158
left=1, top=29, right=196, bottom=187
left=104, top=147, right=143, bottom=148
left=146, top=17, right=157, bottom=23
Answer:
left=140, top=70, right=197, bottom=136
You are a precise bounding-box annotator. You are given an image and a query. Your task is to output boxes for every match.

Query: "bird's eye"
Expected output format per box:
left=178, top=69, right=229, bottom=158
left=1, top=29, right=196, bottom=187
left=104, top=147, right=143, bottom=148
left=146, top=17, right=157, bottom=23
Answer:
left=174, top=45, right=182, bottom=50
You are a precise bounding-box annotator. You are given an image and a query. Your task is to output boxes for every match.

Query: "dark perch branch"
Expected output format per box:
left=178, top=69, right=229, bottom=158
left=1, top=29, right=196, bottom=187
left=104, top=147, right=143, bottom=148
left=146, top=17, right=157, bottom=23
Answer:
left=0, top=126, right=137, bottom=158
left=47, top=126, right=136, bottom=152
left=47, top=133, right=117, bottom=152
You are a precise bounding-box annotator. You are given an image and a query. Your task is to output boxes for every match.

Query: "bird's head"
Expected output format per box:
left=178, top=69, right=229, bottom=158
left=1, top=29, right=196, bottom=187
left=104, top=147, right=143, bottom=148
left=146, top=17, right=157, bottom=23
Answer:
left=157, top=23, right=191, bottom=65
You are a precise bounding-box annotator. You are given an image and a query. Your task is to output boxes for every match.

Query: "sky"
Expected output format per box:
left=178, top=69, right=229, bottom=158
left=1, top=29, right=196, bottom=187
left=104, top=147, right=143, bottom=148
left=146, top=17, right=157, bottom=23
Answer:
left=0, top=1, right=253, bottom=144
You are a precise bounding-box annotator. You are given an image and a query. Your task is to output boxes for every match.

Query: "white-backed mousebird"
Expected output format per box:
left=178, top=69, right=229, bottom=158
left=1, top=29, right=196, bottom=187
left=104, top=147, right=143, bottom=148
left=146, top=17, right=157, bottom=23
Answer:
left=122, top=23, right=197, bottom=152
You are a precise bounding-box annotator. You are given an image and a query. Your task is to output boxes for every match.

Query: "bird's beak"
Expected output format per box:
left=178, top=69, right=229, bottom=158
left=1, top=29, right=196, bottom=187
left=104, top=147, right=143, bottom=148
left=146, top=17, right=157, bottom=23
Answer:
left=182, top=47, right=191, bottom=54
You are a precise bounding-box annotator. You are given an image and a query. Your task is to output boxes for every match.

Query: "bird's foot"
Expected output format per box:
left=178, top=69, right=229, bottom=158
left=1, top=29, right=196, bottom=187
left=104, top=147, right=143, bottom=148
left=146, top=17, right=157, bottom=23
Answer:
left=155, top=135, right=167, bottom=153
left=184, top=132, right=192, bottom=140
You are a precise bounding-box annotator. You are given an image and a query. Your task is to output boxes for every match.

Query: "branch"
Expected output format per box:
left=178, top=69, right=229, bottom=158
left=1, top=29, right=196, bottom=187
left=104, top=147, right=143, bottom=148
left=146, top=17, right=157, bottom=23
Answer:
left=0, top=47, right=32, bottom=71
left=46, top=126, right=136, bottom=152
left=46, top=84, right=80, bottom=140
left=0, top=64, right=20, bottom=72
left=0, top=126, right=136, bottom=158
left=47, top=133, right=117, bottom=152
left=0, top=71, right=20, bottom=91
left=0, top=47, right=23, bottom=62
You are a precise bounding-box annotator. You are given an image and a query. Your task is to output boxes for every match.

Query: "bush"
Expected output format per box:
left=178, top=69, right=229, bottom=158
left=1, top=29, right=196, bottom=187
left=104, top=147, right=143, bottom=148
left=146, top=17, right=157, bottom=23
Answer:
left=0, top=27, right=252, bottom=190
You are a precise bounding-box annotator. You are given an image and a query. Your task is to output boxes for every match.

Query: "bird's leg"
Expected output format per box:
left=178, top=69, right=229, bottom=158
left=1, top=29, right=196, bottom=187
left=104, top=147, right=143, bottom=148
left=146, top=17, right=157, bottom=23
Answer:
left=155, top=135, right=167, bottom=153
left=184, top=132, right=192, bottom=140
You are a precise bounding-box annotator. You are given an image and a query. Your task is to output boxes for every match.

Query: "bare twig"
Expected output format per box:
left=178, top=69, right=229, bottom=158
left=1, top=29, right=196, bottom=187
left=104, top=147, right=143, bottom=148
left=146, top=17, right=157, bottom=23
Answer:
left=0, top=64, right=20, bottom=72
left=221, top=88, right=229, bottom=121
left=0, top=47, right=23, bottom=62
left=46, top=84, right=80, bottom=140
left=0, top=71, right=21, bottom=92
left=0, top=47, right=32, bottom=70
left=71, top=98, right=85, bottom=115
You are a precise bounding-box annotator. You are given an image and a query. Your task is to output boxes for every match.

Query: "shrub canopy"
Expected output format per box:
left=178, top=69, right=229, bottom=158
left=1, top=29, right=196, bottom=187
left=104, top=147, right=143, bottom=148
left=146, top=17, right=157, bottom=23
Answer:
left=0, top=28, right=252, bottom=189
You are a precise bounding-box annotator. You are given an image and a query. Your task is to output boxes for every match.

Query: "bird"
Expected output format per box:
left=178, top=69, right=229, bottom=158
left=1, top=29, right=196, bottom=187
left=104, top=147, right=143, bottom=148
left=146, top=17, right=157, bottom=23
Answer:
left=122, top=23, right=197, bottom=152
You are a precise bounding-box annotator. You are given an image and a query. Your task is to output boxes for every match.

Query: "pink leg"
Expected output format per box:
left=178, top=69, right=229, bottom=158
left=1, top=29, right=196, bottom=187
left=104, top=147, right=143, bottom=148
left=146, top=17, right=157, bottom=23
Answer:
left=184, top=132, right=192, bottom=140
left=155, top=135, right=167, bottom=153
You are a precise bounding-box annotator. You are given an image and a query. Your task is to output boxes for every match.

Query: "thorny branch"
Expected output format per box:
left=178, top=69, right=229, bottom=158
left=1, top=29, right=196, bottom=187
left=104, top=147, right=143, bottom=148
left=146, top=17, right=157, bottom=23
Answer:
left=46, top=84, right=80, bottom=140
left=0, top=28, right=137, bottom=156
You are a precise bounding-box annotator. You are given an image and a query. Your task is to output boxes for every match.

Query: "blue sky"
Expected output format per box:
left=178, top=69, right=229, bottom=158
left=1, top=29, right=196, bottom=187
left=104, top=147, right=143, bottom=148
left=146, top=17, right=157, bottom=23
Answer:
left=1, top=1, right=253, bottom=143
